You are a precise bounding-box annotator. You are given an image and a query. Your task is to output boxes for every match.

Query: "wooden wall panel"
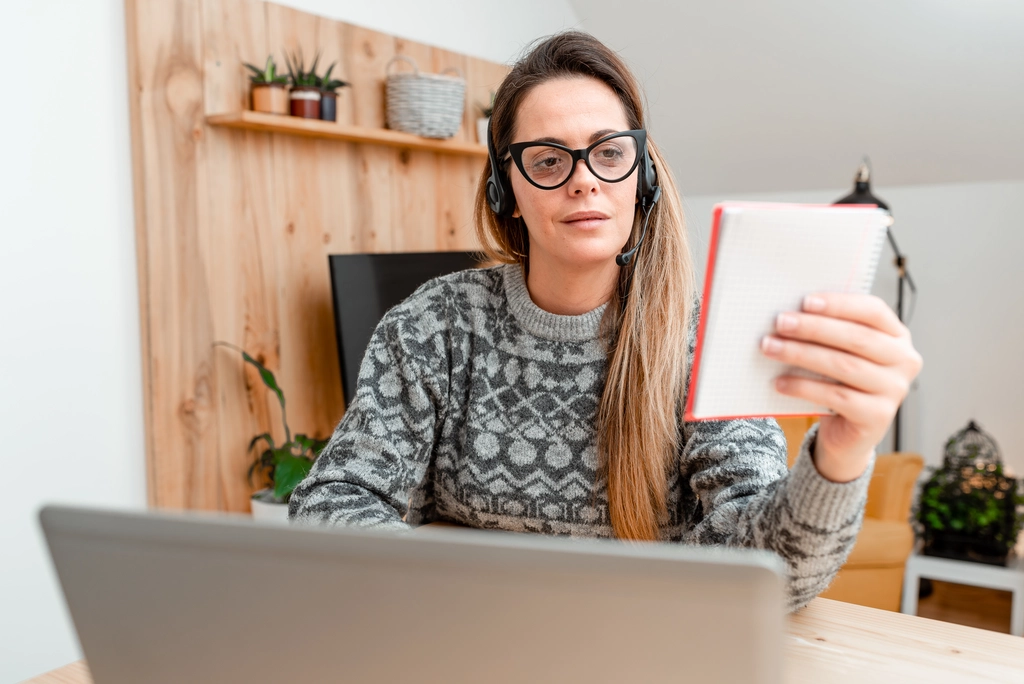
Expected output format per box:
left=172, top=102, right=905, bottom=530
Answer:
left=393, top=38, right=440, bottom=253
left=344, top=24, right=398, bottom=253
left=127, top=0, right=509, bottom=511
left=126, top=0, right=220, bottom=508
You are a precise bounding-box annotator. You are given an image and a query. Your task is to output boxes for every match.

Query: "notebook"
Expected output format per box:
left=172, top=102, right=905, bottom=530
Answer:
left=684, top=202, right=889, bottom=421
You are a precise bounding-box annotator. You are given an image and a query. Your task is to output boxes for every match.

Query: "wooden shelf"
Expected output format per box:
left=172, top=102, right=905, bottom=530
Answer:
left=206, top=111, right=487, bottom=157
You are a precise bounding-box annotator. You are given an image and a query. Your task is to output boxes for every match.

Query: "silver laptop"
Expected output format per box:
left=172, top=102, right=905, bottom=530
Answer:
left=40, top=505, right=785, bottom=683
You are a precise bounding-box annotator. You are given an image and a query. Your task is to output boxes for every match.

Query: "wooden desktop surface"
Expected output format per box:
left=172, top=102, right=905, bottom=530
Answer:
left=26, top=597, right=1024, bottom=684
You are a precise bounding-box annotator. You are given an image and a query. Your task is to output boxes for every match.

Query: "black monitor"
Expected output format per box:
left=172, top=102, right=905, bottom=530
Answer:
left=328, top=251, right=482, bottom=405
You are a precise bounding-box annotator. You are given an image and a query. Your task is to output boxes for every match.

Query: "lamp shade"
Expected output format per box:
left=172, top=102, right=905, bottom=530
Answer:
left=834, top=164, right=890, bottom=211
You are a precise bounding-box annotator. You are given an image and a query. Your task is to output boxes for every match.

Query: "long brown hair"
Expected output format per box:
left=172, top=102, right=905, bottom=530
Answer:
left=473, top=31, right=697, bottom=541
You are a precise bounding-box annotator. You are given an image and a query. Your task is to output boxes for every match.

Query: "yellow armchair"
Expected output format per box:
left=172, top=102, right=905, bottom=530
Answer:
left=776, top=417, right=925, bottom=611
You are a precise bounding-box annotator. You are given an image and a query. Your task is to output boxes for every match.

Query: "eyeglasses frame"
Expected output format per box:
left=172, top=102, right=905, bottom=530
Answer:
left=506, top=129, right=648, bottom=191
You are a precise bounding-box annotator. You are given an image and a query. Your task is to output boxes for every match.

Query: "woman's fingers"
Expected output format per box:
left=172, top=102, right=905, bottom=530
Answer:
left=772, top=310, right=906, bottom=367
left=773, top=375, right=895, bottom=427
left=760, top=335, right=905, bottom=397
left=801, top=292, right=907, bottom=338
left=761, top=292, right=923, bottom=406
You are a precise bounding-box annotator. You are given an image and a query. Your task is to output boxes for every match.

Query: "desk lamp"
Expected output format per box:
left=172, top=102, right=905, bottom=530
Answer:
left=833, top=161, right=917, bottom=452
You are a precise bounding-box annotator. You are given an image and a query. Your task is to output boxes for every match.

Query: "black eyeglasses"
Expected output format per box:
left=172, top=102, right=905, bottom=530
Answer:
left=507, top=130, right=647, bottom=190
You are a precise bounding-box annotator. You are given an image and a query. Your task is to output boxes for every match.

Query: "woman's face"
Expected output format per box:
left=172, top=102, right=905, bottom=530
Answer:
left=510, top=76, right=638, bottom=270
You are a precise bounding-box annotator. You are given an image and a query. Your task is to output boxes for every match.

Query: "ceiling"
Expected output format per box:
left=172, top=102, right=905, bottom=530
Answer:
left=568, top=0, right=1024, bottom=195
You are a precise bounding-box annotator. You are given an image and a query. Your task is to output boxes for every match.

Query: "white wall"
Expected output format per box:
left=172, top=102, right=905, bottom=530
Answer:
left=278, top=0, right=583, bottom=64
left=681, top=180, right=1024, bottom=476
left=0, top=2, right=145, bottom=681
left=0, top=1, right=580, bottom=681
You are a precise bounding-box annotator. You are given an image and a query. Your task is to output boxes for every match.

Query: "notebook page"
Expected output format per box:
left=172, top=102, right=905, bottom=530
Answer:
left=689, top=204, right=888, bottom=420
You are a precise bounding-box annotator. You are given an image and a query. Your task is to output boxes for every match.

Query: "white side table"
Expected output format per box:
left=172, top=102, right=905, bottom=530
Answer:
left=901, top=551, right=1024, bottom=636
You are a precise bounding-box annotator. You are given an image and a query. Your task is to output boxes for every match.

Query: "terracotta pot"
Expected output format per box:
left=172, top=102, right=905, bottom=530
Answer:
left=251, top=83, right=288, bottom=115
left=290, top=86, right=321, bottom=119
left=320, top=91, right=338, bottom=122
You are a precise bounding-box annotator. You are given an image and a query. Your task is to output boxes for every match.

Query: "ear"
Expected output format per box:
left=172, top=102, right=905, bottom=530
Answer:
left=512, top=204, right=521, bottom=219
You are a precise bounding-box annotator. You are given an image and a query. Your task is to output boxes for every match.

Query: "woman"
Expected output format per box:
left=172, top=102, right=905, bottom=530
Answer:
left=289, top=31, right=922, bottom=611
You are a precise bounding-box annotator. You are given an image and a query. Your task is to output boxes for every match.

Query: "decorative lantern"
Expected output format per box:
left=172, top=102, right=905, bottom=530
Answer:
left=915, top=421, right=1024, bottom=565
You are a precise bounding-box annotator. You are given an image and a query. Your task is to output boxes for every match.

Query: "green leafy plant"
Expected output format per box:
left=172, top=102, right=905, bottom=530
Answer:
left=285, top=50, right=322, bottom=88
left=214, top=342, right=329, bottom=503
left=318, top=62, right=350, bottom=94
left=915, top=456, right=1024, bottom=561
left=243, top=55, right=288, bottom=85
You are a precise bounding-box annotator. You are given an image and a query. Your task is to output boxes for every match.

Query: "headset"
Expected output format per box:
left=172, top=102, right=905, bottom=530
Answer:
left=485, top=118, right=662, bottom=267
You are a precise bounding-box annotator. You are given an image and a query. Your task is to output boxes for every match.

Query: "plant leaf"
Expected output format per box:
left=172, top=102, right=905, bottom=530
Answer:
left=292, top=433, right=314, bottom=453
left=274, top=454, right=314, bottom=500
left=309, top=50, right=321, bottom=79
left=239, top=350, right=284, bottom=407
left=248, top=432, right=274, bottom=453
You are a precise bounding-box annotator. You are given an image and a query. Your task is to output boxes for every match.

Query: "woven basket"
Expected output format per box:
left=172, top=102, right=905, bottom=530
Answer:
left=385, top=55, right=465, bottom=139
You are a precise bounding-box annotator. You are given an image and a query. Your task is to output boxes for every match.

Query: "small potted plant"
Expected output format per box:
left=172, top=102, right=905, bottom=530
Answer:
left=915, top=421, right=1024, bottom=565
left=477, top=91, right=494, bottom=145
left=318, top=62, right=350, bottom=122
left=244, top=55, right=289, bottom=115
left=285, top=50, right=322, bottom=119
left=214, top=342, right=329, bottom=522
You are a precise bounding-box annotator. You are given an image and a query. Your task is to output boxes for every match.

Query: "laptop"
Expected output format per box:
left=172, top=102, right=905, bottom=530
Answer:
left=40, top=505, right=786, bottom=683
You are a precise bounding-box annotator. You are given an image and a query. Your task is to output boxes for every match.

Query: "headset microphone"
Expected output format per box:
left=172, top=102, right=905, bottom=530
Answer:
left=616, top=186, right=661, bottom=267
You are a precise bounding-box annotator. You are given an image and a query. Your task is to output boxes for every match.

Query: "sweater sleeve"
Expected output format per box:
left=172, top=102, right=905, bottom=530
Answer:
left=288, top=300, right=447, bottom=530
left=677, top=297, right=872, bottom=612
left=680, top=418, right=873, bottom=612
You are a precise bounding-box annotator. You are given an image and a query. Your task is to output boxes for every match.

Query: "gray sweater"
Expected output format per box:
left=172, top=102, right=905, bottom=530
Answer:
left=290, top=263, right=873, bottom=611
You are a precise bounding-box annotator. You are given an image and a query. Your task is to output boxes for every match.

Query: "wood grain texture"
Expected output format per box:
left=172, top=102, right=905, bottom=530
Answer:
left=128, top=0, right=506, bottom=511
left=206, top=111, right=488, bottom=155
left=918, top=579, right=1014, bottom=634
left=127, top=0, right=220, bottom=509
left=20, top=660, right=91, bottom=684
left=786, top=597, right=1024, bottom=683
left=23, top=598, right=1024, bottom=683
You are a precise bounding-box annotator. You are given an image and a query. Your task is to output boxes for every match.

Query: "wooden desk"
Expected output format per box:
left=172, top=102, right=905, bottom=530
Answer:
left=25, top=598, right=1024, bottom=684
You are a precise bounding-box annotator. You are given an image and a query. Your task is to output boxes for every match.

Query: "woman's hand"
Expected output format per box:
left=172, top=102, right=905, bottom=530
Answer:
left=759, top=293, right=924, bottom=483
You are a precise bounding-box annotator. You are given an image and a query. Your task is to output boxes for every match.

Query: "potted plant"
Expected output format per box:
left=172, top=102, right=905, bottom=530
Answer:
left=214, top=342, right=329, bottom=522
left=244, top=55, right=289, bottom=115
left=285, top=50, right=322, bottom=119
left=477, top=91, right=494, bottom=145
left=318, top=62, right=350, bottom=122
left=914, top=421, right=1024, bottom=565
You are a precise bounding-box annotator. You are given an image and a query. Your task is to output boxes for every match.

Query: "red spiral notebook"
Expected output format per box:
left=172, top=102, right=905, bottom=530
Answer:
left=684, top=202, right=889, bottom=422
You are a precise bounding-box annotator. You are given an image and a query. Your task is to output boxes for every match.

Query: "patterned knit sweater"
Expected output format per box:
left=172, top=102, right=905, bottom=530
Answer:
left=289, top=263, right=873, bottom=611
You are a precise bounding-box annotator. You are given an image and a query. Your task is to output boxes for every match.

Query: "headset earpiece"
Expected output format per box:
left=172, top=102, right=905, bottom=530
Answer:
left=617, top=141, right=661, bottom=267
left=635, top=143, right=660, bottom=210
left=486, top=118, right=516, bottom=218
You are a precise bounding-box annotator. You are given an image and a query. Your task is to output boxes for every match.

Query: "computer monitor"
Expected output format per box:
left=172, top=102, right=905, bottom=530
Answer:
left=328, top=251, right=482, bottom=404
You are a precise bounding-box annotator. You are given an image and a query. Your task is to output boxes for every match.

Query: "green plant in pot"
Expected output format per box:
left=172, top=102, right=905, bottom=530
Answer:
left=914, top=421, right=1024, bottom=565
left=244, top=55, right=289, bottom=115
left=285, top=50, right=322, bottom=119
left=317, top=62, right=349, bottom=122
left=214, top=342, right=328, bottom=519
